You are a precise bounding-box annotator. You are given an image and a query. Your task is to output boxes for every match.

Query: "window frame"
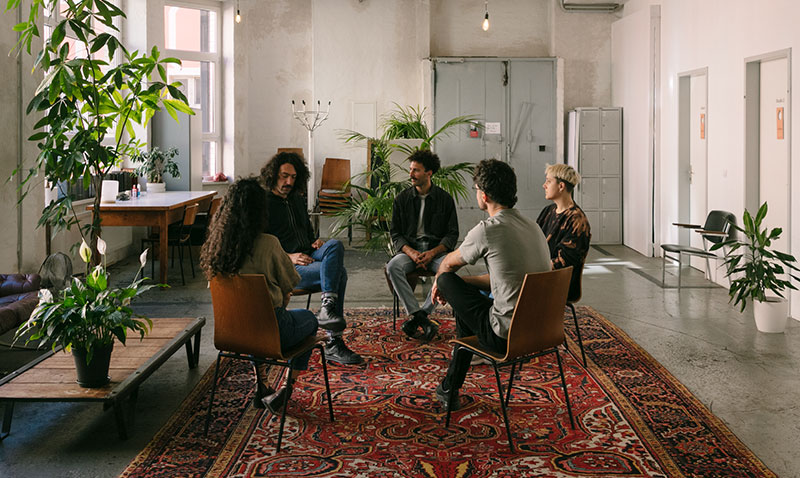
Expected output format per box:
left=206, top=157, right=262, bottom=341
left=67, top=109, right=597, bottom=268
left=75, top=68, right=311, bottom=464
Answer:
left=162, top=0, right=223, bottom=177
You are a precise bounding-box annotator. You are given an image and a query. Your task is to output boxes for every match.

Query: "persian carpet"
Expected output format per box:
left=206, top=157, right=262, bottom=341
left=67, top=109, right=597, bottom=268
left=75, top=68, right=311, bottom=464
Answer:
left=121, top=307, right=775, bottom=477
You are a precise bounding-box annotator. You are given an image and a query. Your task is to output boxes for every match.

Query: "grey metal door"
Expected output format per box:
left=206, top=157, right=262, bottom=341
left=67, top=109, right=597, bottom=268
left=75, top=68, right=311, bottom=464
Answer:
left=433, top=58, right=557, bottom=237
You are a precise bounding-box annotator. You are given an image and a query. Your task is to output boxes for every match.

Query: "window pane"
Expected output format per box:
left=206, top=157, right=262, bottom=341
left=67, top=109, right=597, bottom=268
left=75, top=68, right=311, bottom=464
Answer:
left=166, top=60, right=215, bottom=134
left=164, top=5, right=218, bottom=53
left=202, top=141, right=217, bottom=177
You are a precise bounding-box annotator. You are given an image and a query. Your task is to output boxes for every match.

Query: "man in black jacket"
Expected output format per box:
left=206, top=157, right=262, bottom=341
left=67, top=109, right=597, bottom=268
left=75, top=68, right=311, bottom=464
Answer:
left=260, top=152, right=363, bottom=365
left=387, top=150, right=458, bottom=342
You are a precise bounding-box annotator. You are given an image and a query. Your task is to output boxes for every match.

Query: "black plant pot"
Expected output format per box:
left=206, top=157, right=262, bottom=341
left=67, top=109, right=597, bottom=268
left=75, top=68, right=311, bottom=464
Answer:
left=72, top=343, right=114, bottom=388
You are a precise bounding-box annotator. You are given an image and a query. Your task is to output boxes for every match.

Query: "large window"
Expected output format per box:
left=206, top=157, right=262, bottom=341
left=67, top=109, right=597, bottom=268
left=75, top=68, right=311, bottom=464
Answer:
left=164, top=2, right=221, bottom=178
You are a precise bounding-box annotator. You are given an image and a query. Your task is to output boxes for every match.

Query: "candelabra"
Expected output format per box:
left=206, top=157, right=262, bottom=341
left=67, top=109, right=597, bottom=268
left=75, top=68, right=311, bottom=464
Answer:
left=291, top=100, right=331, bottom=211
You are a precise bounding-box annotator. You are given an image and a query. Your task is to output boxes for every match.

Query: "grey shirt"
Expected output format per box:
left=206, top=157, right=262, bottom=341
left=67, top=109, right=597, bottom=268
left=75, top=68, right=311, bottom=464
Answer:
left=459, top=208, right=551, bottom=338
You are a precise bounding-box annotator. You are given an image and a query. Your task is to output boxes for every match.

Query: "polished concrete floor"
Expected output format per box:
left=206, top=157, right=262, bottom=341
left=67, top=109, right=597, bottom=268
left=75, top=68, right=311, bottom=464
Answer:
left=1, top=244, right=798, bottom=477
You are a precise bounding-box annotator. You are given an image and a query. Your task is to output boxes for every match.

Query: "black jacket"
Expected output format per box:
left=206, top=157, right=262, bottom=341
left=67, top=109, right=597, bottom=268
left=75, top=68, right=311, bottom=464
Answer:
left=390, top=184, right=458, bottom=253
left=265, top=191, right=316, bottom=254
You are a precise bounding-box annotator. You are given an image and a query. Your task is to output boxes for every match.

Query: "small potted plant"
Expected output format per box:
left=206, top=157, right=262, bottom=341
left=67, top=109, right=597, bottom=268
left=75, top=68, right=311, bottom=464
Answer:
left=16, top=238, right=160, bottom=387
left=711, top=202, right=800, bottom=333
left=132, top=147, right=181, bottom=193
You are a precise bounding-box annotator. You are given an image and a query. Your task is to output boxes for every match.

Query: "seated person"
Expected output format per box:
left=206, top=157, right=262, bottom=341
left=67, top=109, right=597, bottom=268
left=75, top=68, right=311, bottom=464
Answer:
left=387, top=149, right=458, bottom=342
left=537, top=164, right=591, bottom=299
left=431, top=159, right=552, bottom=410
left=260, top=152, right=362, bottom=365
left=200, top=177, right=318, bottom=414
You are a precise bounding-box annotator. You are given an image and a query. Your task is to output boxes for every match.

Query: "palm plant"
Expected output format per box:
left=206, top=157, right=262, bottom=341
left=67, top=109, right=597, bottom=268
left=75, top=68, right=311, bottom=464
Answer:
left=336, top=104, right=480, bottom=255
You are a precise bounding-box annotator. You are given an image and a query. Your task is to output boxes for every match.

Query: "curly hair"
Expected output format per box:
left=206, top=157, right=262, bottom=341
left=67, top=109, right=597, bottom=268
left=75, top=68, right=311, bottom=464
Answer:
left=200, top=177, right=267, bottom=278
left=259, top=152, right=310, bottom=197
left=473, top=159, right=517, bottom=208
left=407, top=149, right=441, bottom=174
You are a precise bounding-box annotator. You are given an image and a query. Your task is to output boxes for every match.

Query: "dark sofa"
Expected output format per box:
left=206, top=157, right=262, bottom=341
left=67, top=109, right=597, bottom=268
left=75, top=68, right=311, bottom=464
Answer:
left=0, top=274, right=41, bottom=336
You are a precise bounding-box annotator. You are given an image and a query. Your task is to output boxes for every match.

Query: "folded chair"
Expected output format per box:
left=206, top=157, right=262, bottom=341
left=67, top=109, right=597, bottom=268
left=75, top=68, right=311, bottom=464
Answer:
left=204, top=274, right=334, bottom=453
left=661, top=210, right=736, bottom=289
left=445, top=267, right=575, bottom=453
left=316, top=158, right=352, bottom=243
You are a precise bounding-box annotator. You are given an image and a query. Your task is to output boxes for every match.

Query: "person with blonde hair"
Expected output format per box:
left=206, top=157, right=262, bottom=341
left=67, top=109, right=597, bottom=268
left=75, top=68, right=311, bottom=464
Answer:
left=537, top=163, right=591, bottom=299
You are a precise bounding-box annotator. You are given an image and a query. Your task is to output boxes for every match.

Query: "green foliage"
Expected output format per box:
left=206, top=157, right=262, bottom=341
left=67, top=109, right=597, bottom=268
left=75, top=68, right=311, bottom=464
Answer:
left=711, top=202, right=800, bottom=312
left=131, top=146, right=181, bottom=183
left=15, top=240, right=162, bottom=364
left=7, top=0, right=193, bottom=250
left=336, top=104, right=479, bottom=255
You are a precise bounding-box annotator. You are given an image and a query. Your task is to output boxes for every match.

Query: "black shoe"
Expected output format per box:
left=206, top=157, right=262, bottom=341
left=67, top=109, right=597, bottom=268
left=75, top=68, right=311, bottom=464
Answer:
left=325, top=338, right=364, bottom=365
left=420, top=319, right=439, bottom=342
left=263, top=387, right=288, bottom=415
left=435, top=382, right=461, bottom=411
left=318, top=297, right=346, bottom=332
left=401, top=315, right=421, bottom=338
left=252, top=381, right=275, bottom=409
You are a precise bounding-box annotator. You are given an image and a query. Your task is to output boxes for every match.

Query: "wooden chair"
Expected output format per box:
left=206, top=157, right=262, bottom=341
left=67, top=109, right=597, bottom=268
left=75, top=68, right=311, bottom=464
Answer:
left=382, top=265, right=436, bottom=330
left=444, top=267, right=575, bottom=453
left=661, top=211, right=736, bottom=289
left=277, top=147, right=304, bottom=157
left=191, top=196, right=221, bottom=246
left=141, top=203, right=199, bottom=285
left=291, top=286, right=319, bottom=309
left=317, top=158, right=352, bottom=243
left=204, top=274, right=334, bottom=453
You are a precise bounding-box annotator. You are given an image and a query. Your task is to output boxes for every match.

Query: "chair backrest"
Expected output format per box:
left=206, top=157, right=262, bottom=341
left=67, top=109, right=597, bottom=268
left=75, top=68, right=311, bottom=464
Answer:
left=207, top=197, right=222, bottom=224
left=702, top=210, right=737, bottom=245
left=179, top=203, right=200, bottom=241
left=504, top=267, right=573, bottom=361
left=209, top=274, right=283, bottom=358
left=278, top=147, right=304, bottom=158
left=320, top=158, right=351, bottom=192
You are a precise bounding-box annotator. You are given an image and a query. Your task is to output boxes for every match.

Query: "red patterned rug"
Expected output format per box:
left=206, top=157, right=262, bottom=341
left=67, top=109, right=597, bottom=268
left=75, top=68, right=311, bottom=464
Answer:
left=121, top=307, right=774, bottom=477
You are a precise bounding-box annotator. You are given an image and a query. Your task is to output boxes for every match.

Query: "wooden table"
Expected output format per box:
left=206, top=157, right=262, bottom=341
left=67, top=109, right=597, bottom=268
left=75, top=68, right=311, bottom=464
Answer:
left=89, top=191, right=216, bottom=284
left=0, top=317, right=205, bottom=440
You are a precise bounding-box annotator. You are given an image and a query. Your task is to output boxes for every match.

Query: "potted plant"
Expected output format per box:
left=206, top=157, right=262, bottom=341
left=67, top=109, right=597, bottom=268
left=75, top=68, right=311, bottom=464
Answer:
left=131, top=147, right=181, bottom=193
left=711, top=202, right=800, bottom=333
left=8, top=0, right=193, bottom=260
left=336, top=104, right=478, bottom=255
left=15, top=239, right=160, bottom=387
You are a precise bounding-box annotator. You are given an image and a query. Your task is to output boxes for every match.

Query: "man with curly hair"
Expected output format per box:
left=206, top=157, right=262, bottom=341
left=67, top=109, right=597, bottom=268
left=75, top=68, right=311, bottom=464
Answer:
left=388, top=149, right=459, bottom=342
left=430, top=159, right=551, bottom=411
left=260, top=152, right=362, bottom=365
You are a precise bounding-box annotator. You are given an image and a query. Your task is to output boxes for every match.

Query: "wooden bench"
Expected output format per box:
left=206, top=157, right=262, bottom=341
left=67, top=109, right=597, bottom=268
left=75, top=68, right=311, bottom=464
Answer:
left=0, top=317, right=205, bottom=440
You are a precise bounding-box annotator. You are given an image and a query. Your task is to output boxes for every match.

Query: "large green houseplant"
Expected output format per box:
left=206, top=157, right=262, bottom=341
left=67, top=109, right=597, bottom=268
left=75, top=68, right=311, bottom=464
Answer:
left=337, top=105, right=478, bottom=254
left=711, top=202, right=799, bottom=333
left=8, top=0, right=193, bottom=255
left=16, top=240, right=159, bottom=387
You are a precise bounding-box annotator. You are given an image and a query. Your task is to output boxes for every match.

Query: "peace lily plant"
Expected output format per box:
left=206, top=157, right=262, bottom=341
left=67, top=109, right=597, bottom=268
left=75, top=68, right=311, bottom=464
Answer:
left=16, top=238, right=160, bottom=386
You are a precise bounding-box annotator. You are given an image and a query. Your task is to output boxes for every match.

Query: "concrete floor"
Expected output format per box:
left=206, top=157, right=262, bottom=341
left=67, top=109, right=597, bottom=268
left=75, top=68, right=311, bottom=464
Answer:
left=0, top=244, right=798, bottom=477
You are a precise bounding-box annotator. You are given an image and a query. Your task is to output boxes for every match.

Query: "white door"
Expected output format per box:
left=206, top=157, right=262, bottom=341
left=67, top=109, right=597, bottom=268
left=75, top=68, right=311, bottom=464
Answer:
left=689, top=74, right=708, bottom=272
left=759, top=57, right=790, bottom=256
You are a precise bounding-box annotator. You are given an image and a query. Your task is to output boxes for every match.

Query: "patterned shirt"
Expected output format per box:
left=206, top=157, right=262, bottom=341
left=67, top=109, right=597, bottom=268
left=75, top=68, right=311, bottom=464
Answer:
left=536, top=203, right=591, bottom=300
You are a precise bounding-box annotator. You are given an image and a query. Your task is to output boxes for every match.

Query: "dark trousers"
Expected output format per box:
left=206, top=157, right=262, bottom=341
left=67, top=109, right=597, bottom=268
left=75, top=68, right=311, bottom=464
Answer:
left=437, top=272, right=507, bottom=392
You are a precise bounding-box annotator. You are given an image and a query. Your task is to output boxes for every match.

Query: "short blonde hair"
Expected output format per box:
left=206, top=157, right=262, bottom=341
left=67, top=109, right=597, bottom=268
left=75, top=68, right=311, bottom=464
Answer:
left=545, top=163, right=581, bottom=188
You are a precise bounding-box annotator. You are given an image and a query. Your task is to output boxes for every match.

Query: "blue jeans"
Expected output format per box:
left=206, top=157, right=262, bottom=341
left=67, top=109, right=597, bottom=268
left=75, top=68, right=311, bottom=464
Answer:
left=295, top=239, right=347, bottom=337
left=274, top=307, right=318, bottom=370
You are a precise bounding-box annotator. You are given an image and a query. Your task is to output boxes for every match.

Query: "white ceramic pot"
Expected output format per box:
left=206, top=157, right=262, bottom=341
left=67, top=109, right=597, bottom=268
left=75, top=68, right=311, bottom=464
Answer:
left=753, top=297, right=788, bottom=333
left=148, top=182, right=166, bottom=194
left=100, top=180, right=119, bottom=203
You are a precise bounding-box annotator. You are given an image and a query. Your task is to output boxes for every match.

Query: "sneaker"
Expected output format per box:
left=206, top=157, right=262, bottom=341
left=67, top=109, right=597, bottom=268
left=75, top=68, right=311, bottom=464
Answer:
left=263, top=387, right=288, bottom=414
left=401, top=310, right=425, bottom=338
left=435, top=382, right=461, bottom=411
left=252, top=381, right=275, bottom=409
left=317, top=297, right=346, bottom=332
left=324, top=337, right=364, bottom=365
left=419, top=318, right=439, bottom=342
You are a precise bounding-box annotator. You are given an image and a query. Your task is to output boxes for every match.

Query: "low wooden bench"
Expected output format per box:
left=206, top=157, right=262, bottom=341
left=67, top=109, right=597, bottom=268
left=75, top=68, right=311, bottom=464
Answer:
left=0, top=317, right=205, bottom=440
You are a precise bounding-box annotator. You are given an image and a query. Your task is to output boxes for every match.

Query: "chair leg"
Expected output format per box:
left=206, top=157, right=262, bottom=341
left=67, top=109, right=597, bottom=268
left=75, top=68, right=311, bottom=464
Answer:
left=661, top=253, right=666, bottom=286
left=187, top=242, right=195, bottom=278
left=555, top=349, right=576, bottom=430
left=177, top=243, right=186, bottom=286
left=505, top=362, right=516, bottom=407
left=677, top=253, right=682, bottom=290
left=491, top=362, right=515, bottom=453
left=569, top=303, right=587, bottom=367
left=393, top=291, right=399, bottom=330
left=305, top=293, right=312, bottom=309
left=318, top=344, right=335, bottom=422
left=275, top=365, right=294, bottom=453
left=445, top=346, right=458, bottom=429
left=203, top=354, right=223, bottom=435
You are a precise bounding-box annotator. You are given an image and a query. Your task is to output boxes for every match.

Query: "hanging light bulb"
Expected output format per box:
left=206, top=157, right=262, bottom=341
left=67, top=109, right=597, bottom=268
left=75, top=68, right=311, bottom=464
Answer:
left=235, top=0, right=242, bottom=23
left=482, top=1, right=489, bottom=31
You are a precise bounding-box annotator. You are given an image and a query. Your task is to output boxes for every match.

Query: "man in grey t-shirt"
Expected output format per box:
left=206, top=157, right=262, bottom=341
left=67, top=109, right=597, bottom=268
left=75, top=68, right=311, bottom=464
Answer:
left=430, top=159, right=551, bottom=411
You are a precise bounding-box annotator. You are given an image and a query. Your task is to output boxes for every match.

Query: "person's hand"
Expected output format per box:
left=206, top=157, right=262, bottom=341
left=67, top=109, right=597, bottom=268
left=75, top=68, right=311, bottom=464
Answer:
left=431, top=279, right=447, bottom=305
left=289, top=252, right=314, bottom=266
left=416, top=250, right=436, bottom=268
left=404, top=247, right=421, bottom=263
left=311, top=238, right=325, bottom=249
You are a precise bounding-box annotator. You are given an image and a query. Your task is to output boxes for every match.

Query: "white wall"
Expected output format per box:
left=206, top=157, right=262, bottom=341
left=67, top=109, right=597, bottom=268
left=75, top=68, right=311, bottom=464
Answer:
left=620, top=0, right=800, bottom=318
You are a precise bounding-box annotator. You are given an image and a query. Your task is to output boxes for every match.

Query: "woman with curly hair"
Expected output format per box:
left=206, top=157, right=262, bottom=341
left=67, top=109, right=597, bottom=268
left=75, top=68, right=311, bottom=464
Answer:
left=200, top=177, right=318, bottom=414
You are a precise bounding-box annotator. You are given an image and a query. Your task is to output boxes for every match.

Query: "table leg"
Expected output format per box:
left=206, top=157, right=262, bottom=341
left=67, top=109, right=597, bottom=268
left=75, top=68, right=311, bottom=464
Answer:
left=114, top=400, right=129, bottom=440
left=184, top=329, right=202, bottom=369
left=159, top=214, right=169, bottom=285
left=1, top=401, right=13, bottom=440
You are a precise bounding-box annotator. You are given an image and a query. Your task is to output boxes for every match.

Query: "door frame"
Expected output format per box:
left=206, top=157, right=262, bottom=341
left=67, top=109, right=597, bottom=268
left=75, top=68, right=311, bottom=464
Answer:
left=677, top=67, right=709, bottom=251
